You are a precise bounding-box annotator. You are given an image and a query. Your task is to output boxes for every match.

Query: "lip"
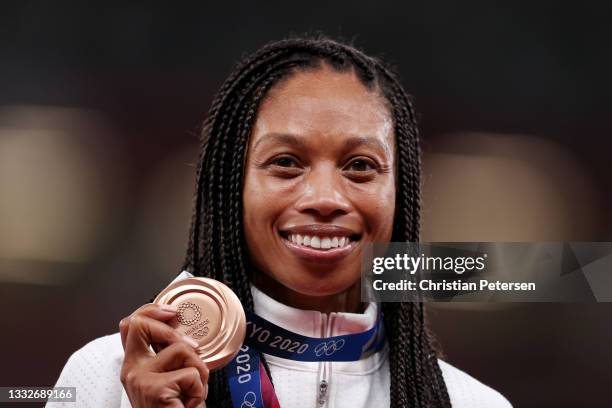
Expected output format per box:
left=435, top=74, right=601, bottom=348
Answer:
left=280, top=234, right=359, bottom=265
left=280, top=224, right=360, bottom=237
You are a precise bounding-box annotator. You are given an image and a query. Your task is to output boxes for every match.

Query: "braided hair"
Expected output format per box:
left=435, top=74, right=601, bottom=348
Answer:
left=180, top=35, right=451, bottom=408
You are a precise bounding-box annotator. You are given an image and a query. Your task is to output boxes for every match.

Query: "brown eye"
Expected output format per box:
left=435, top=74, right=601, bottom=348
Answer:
left=343, top=157, right=378, bottom=182
left=267, top=155, right=303, bottom=178
left=346, top=158, right=375, bottom=172
left=271, top=156, right=299, bottom=168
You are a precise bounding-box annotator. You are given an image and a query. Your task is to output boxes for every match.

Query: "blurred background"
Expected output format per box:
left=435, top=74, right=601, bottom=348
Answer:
left=1, top=2, right=611, bottom=407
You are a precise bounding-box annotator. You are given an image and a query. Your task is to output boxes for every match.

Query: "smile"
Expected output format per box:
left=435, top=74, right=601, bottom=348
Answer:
left=279, top=226, right=361, bottom=264
left=287, top=234, right=351, bottom=249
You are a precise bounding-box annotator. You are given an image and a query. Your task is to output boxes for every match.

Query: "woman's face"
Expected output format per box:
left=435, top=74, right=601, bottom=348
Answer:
left=243, top=64, right=396, bottom=298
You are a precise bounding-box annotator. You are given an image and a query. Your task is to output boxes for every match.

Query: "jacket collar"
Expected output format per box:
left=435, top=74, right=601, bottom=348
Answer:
left=251, top=284, right=379, bottom=337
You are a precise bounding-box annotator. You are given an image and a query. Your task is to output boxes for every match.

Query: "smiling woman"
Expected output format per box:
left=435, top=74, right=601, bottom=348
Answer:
left=51, top=35, right=511, bottom=408
left=244, top=64, right=395, bottom=314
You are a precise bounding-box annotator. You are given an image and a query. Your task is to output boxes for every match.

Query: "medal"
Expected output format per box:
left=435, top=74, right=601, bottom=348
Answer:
left=154, top=277, right=247, bottom=371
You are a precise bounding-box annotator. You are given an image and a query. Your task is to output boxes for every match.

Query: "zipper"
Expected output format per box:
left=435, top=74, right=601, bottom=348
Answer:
left=317, top=373, right=329, bottom=406
left=317, top=313, right=335, bottom=407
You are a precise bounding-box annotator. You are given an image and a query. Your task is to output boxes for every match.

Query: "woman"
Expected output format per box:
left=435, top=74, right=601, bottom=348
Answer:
left=51, top=36, right=511, bottom=407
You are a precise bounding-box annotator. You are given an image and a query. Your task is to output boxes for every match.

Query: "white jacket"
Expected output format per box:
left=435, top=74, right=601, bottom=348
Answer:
left=49, top=274, right=511, bottom=407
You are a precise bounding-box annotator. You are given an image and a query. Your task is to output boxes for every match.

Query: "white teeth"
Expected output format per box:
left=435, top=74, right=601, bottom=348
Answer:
left=286, top=234, right=352, bottom=250
left=311, top=236, right=321, bottom=248
left=321, top=237, right=331, bottom=249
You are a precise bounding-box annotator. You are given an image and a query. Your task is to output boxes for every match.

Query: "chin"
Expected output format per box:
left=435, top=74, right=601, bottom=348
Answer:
left=286, top=273, right=359, bottom=297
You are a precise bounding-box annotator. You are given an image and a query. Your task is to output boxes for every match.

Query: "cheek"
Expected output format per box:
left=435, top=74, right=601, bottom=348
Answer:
left=351, top=180, right=396, bottom=240
left=243, top=172, right=293, bottom=238
left=243, top=179, right=269, bottom=236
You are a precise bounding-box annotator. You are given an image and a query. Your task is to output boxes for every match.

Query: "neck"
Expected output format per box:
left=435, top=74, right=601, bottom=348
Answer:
left=251, top=272, right=365, bottom=314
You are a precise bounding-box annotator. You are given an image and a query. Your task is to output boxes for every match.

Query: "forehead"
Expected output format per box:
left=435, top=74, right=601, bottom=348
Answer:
left=251, top=65, right=394, bottom=148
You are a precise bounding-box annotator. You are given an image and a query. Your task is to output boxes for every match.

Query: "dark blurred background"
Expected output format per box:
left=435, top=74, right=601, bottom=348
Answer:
left=1, top=2, right=611, bottom=407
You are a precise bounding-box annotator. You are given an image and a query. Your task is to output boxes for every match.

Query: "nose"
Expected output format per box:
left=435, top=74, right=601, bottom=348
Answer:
left=294, top=164, right=352, bottom=218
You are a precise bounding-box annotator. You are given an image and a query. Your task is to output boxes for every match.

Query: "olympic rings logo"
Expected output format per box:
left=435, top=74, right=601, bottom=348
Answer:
left=176, top=301, right=202, bottom=326
left=240, top=391, right=257, bottom=408
left=314, top=339, right=346, bottom=356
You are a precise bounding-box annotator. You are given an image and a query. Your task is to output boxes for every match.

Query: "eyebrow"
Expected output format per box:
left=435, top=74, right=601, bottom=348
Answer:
left=341, top=136, right=392, bottom=157
left=252, top=133, right=307, bottom=153
left=252, top=133, right=392, bottom=156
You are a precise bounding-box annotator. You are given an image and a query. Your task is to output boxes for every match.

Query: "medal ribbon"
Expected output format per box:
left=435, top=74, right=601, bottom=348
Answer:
left=227, top=310, right=385, bottom=408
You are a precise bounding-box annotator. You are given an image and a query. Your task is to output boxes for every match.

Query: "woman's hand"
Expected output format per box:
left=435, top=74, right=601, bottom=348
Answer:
left=119, top=304, right=209, bottom=408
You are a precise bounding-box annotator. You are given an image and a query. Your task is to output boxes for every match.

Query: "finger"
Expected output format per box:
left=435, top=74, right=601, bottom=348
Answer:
left=147, top=342, right=209, bottom=385
left=185, top=395, right=206, bottom=408
left=162, top=367, right=206, bottom=405
left=124, top=315, right=193, bottom=363
left=119, top=317, right=129, bottom=351
left=120, top=303, right=178, bottom=350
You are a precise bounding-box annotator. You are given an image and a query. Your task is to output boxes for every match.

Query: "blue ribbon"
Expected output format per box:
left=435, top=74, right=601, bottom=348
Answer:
left=227, top=344, right=264, bottom=408
left=227, top=311, right=385, bottom=408
left=243, top=310, right=385, bottom=362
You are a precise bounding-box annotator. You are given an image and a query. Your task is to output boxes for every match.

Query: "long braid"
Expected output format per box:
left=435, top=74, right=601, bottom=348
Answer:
left=379, top=61, right=451, bottom=407
left=183, top=47, right=297, bottom=275
left=180, top=35, right=451, bottom=407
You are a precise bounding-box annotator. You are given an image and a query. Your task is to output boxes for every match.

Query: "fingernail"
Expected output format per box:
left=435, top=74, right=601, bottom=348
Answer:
left=159, top=304, right=178, bottom=313
left=182, top=335, right=199, bottom=348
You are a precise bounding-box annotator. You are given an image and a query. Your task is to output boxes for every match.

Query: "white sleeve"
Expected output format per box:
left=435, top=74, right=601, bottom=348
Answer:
left=46, top=333, right=126, bottom=408
left=439, top=359, right=513, bottom=408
